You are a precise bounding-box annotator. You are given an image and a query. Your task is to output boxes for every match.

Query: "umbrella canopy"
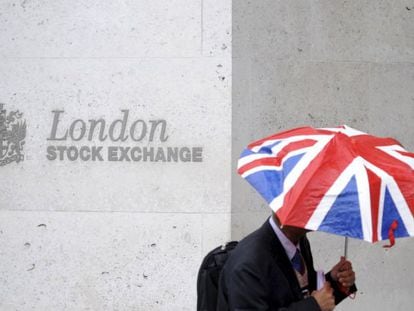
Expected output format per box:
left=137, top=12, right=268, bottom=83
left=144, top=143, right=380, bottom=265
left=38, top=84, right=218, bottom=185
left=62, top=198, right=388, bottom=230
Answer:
left=238, top=125, right=414, bottom=244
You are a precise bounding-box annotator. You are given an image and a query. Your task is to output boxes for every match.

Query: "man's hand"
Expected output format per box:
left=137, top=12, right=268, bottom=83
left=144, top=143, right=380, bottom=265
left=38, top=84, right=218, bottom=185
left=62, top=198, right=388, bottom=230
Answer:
left=330, top=256, right=356, bottom=289
left=311, top=281, right=335, bottom=311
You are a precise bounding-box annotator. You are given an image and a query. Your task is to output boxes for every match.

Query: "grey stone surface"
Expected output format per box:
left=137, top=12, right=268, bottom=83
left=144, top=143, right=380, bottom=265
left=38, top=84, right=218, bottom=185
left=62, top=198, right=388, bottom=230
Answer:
left=0, top=211, right=201, bottom=310
left=203, top=0, right=232, bottom=57
left=0, top=0, right=202, bottom=58
left=233, top=0, right=312, bottom=60
left=234, top=0, right=414, bottom=62
left=230, top=211, right=269, bottom=241
left=368, top=63, right=414, bottom=150
left=202, top=213, right=231, bottom=253
left=248, top=59, right=370, bottom=133
left=311, top=0, right=373, bottom=62
left=312, top=0, right=414, bottom=62
left=367, top=1, right=414, bottom=63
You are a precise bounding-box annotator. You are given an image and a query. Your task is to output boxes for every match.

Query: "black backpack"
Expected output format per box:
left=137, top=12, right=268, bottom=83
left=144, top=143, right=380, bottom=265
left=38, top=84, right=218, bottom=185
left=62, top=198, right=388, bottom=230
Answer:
left=197, top=241, right=238, bottom=311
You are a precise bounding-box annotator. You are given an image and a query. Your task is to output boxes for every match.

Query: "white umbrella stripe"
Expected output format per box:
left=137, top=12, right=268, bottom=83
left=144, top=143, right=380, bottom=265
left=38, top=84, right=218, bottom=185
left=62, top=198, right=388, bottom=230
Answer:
left=361, top=159, right=414, bottom=238
left=250, top=134, right=332, bottom=153
left=239, top=146, right=315, bottom=178
left=377, top=145, right=414, bottom=170
left=377, top=181, right=386, bottom=241
left=318, top=125, right=367, bottom=137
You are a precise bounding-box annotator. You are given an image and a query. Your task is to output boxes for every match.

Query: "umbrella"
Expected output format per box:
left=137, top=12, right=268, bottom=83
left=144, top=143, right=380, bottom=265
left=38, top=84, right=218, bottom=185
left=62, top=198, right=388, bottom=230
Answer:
left=238, top=125, right=414, bottom=250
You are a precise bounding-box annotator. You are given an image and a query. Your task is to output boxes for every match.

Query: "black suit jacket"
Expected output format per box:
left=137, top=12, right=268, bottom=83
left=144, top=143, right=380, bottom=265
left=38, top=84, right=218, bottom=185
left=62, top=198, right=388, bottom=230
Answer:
left=217, top=219, right=354, bottom=311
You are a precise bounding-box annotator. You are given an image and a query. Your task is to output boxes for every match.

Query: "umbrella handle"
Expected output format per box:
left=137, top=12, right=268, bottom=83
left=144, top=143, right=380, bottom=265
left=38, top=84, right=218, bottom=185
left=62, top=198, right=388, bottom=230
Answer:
left=344, top=237, right=348, bottom=259
left=340, top=237, right=356, bottom=299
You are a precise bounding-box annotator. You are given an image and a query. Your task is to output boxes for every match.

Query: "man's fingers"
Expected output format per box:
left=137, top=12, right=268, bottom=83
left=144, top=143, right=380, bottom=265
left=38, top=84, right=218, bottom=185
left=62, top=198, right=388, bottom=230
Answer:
left=338, top=270, right=353, bottom=278
left=334, top=257, right=346, bottom=268
left=338, top=260, right=352, bottom=271
left=338, top=270, right=355, bottom=280
left=339, top=270, right=355, bottom=287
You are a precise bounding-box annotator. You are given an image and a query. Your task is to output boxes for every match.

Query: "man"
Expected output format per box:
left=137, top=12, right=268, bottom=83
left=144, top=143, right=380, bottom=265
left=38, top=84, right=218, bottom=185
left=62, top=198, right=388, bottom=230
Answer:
left=217, top=214, right=356, bottom=311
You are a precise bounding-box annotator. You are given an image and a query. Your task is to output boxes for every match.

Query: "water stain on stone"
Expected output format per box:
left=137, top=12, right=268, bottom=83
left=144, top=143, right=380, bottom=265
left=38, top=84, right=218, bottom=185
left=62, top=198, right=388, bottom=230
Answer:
left=27, top=264, right=35, bottom=271
left=20, top=0, right=29, bottom=9
left=183, top=232, right=192, bottom=243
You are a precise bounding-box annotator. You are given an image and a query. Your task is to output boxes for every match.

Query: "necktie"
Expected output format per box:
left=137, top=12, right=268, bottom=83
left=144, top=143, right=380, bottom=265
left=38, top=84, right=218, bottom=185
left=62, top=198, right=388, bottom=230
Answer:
left=291, top=249, right=305, bottom=275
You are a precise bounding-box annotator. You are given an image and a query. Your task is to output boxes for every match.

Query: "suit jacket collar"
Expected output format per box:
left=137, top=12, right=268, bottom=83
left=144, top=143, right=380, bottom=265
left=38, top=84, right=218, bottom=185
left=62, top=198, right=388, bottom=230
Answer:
left=259, top=219, right=307, bottom=300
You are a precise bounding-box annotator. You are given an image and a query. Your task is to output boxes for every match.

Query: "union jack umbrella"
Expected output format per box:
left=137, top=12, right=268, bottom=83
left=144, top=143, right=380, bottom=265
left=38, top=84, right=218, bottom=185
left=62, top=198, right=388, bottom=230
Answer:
left=238, top=125, right=414, bottom=248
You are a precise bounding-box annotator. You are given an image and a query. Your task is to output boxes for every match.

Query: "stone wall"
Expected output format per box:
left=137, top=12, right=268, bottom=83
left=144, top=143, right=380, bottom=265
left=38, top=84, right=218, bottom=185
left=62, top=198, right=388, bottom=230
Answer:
left=0, top=1, right=231, bottom=310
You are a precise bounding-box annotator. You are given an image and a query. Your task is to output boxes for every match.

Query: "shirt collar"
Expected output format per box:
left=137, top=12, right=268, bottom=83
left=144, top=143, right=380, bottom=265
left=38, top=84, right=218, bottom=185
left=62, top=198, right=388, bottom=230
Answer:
left=269, top=217, right=299, bottom=261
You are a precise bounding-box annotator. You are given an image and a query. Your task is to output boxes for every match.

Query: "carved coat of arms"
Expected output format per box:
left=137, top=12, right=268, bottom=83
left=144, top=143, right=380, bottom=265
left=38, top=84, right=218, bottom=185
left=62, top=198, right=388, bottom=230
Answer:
left=0, top=103, right=26, bottom=166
